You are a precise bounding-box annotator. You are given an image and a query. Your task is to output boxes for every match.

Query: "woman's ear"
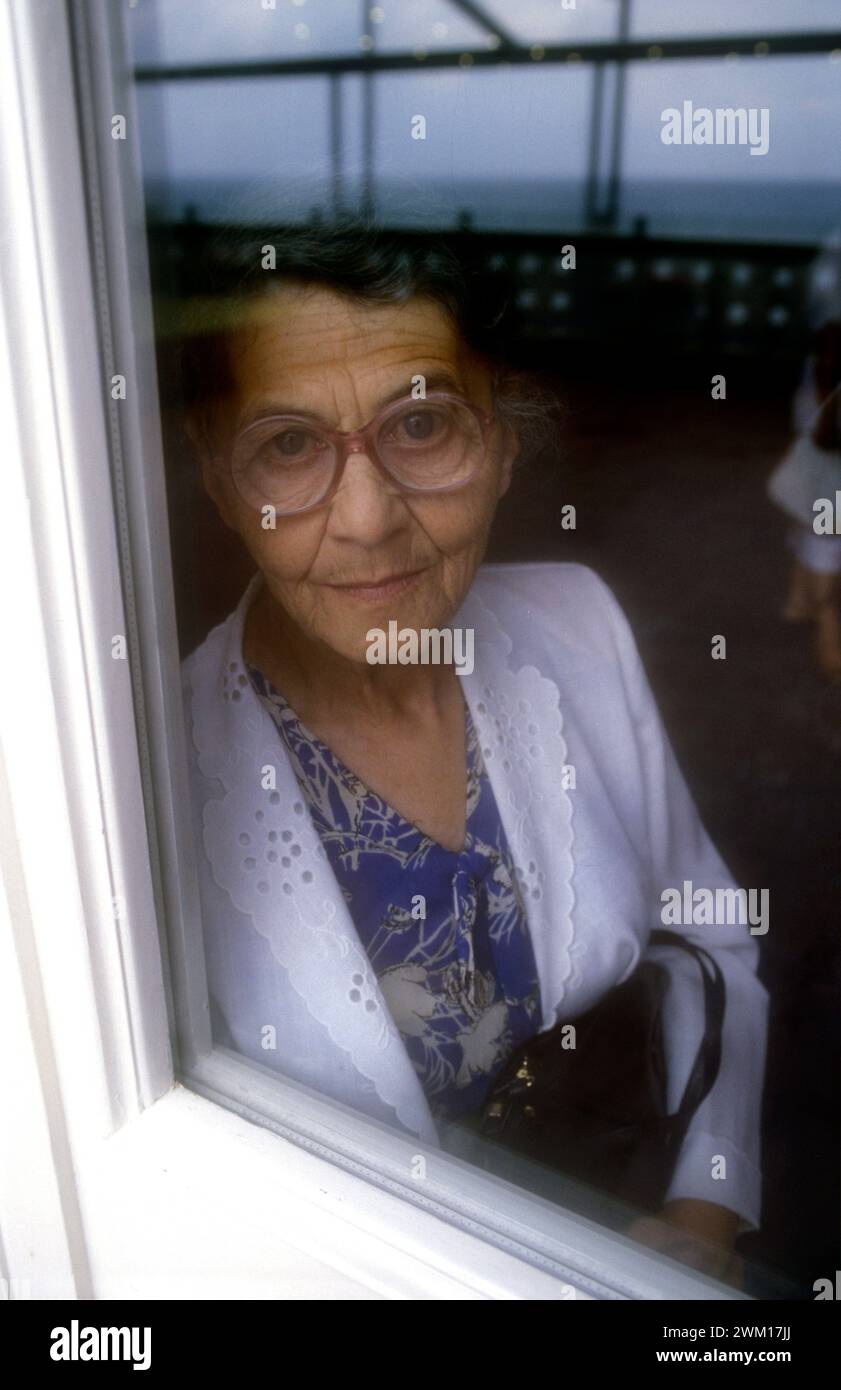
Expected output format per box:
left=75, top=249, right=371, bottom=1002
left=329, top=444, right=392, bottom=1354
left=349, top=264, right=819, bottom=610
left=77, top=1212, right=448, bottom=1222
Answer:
left=481, top=358, right=520, bottom=499
left=199, top=450, right=226, bottom=516
left=186, top=408, right=238, bottom=529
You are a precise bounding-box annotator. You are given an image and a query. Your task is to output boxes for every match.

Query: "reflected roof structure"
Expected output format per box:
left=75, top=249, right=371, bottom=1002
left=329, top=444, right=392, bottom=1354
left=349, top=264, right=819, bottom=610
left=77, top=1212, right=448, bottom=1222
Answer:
left=132, top=1, right=841, bottom=232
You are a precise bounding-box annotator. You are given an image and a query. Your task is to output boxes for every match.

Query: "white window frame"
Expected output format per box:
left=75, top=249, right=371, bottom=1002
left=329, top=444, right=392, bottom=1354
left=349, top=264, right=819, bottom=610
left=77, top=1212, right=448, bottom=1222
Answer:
left=0, top=0, right=748, bottom=1302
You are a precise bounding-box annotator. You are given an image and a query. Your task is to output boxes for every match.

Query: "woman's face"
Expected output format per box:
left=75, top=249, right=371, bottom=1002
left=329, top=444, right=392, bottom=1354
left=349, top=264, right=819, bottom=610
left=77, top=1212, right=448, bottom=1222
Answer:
left=199, top=282, right=517, bottom=666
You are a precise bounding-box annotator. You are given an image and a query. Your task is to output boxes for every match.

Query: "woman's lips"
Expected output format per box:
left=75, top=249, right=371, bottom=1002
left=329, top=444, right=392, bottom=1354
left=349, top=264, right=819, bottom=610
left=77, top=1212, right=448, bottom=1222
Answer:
left=325, top=568, right=427, bottom=602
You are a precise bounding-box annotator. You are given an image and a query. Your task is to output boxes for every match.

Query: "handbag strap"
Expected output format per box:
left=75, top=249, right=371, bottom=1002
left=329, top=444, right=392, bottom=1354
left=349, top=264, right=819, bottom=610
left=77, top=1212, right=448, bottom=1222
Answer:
left=811, top=381, right=841, bottom=450
left=648, top=928, right=726, bottom=1130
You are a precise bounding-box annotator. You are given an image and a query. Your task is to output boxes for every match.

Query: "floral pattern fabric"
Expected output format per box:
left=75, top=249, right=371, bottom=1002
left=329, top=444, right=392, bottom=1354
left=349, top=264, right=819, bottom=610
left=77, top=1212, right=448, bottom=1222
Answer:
left=246, top=663, right=542, bottom=1122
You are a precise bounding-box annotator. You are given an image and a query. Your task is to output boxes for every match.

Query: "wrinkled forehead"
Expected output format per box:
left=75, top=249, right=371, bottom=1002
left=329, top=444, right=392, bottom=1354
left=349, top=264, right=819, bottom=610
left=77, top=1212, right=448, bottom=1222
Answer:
left=225, top=281, right=488, bottom=409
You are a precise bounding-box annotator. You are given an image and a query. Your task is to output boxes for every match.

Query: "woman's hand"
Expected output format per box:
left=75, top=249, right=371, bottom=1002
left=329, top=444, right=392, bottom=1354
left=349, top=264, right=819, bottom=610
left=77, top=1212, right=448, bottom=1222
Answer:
left=623, top=1198, right=745, bottom=1289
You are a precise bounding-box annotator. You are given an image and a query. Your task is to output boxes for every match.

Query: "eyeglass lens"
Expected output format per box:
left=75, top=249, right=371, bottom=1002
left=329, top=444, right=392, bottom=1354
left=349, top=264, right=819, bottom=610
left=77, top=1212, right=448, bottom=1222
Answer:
left=231, top=398, right=485, bottom=513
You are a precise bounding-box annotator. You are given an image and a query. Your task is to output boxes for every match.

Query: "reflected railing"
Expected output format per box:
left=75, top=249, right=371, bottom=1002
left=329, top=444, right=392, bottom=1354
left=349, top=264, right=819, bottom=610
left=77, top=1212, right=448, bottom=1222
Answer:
left=147, top=219, right=819, bottom=365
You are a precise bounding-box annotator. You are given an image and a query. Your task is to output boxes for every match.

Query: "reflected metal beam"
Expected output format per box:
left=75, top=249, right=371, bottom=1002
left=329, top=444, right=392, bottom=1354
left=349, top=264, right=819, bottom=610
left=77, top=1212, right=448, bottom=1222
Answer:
left=446, top=0, right=518, bottom=51
left=585, top=0, right=630, bottom=231
left=361, top=0, right=374, bottom=219
left=585, top=64, right=604, bottom=228
left=604, top=0, right=630, bottom=229
left=329, top=74, right=343, bottom=215
left=134, top=32, right=841, bottom=81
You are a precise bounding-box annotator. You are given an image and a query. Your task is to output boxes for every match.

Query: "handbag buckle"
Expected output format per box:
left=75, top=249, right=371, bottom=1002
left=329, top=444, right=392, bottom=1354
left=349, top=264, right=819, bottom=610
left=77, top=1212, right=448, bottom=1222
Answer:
left=515, top=1054, right=534, bottom=1086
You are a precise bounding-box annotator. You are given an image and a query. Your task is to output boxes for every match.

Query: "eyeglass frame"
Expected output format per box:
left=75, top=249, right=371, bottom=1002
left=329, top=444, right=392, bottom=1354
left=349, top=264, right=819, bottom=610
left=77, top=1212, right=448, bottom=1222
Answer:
left=222, top=390, right=499, bottom=516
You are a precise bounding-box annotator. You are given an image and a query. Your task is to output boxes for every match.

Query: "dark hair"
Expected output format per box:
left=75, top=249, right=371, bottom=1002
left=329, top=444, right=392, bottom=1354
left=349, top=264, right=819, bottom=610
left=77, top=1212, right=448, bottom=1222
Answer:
left=176, top=213, right=559, bottom=464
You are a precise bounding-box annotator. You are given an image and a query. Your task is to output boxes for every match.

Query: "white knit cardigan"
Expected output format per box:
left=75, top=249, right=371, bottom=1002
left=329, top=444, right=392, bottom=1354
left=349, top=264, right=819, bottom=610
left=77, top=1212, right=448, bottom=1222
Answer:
left=182, top=561, right=768, bottom=1233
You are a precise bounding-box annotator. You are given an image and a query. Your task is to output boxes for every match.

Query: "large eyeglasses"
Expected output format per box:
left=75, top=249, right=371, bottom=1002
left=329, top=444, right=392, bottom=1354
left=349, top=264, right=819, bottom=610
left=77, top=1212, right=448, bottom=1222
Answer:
left=225, top=391, right=497, bottom=516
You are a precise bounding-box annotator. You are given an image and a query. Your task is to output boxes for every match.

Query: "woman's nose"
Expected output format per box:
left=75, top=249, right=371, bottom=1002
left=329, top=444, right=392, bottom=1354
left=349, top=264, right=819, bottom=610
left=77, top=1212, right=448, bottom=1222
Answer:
left=327, top=448, right=408, bottom=539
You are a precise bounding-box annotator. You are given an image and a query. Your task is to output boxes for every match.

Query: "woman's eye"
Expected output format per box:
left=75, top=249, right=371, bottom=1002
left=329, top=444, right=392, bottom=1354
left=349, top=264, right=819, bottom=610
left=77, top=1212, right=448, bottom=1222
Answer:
left=268, top=428, right=323, bottom=459
left=391, top=409, right=445, bottom=444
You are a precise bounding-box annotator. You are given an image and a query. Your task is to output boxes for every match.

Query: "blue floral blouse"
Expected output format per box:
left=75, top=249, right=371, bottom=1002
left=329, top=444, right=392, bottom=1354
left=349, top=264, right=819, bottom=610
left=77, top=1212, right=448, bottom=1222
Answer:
left=246, top=664, right=542, bottom=1123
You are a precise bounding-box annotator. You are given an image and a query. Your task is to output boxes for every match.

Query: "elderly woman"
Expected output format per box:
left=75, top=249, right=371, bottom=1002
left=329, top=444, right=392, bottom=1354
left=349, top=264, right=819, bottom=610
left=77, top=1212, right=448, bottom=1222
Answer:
left=180, top=219, right=768, bottom=1283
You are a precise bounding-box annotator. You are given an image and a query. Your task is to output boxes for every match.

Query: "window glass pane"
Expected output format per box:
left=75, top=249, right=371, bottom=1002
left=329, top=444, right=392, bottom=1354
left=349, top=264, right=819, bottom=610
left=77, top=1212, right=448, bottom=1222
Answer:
left=131, top=0, right=368, bottom=64
left=135, top=78, right=331, bottom=223
left=632, top=0, right=841, bottom=39
left=132, top=66, right=591, bottom=230
left=621, top=55, right=841, bottom=242
left=129, top=0, right=497, bottom=65
left=371, top=68, right=590, bottom=230
left=360, top=1, right=492, bottom=53
left=477, top=0, right=620, bottom=44
left=123, top=0, right=836, bottom=1302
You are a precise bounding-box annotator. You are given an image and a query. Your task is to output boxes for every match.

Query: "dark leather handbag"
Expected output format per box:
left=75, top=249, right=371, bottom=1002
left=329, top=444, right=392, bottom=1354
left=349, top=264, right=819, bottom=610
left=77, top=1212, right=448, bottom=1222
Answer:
left=478, top=929, right=725, bottom=1213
